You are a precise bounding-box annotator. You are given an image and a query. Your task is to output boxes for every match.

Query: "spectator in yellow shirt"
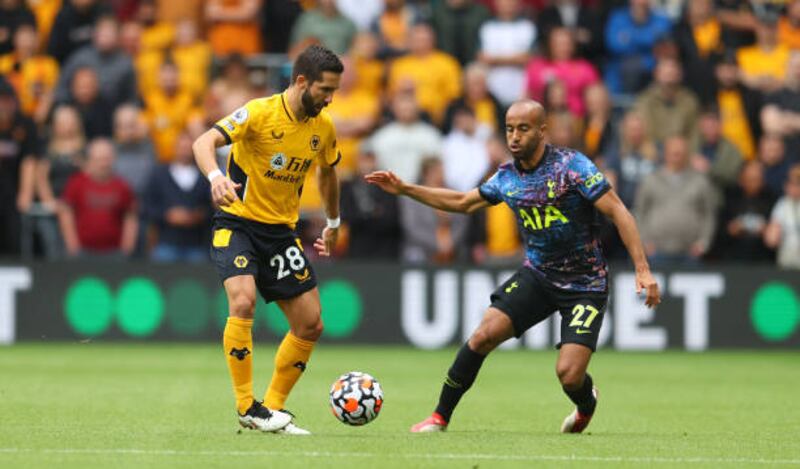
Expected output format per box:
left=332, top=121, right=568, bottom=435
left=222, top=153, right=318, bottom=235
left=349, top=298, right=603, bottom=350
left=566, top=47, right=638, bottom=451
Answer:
left=172, top=19, right=211, bottom=100
left=350, top=32, right=385, bottom=98
left=473, top=135, right=522, bottom=265
left=713, top=54, right=758, bottom=161
left=135, top=0, right=174, bottom=52
left=442, top=62, right=502, bottom=135
left=737, top=17, right=790, bottom=94
left=143, top=59, right=204, bottom=162
left=325, top=56, right=380, bottom=178
left=388, top=23, right=462, bottom=126
left=27, top=0, right=62, bottom=51
left=0, top=23, right=58, bottom=124
left=374, top=0, right=418, bottom=55
left=136, top=19, right=211, bottom=102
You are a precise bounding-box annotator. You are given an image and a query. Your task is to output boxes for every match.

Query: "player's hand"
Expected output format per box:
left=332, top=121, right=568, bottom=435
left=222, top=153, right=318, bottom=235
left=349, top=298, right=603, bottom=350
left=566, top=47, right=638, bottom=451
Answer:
left=636, top=269, right=661, bottom=308
left=364, top=171, right=405, bottom=195
left=314, top=226, right=338, bottom=257
left=210, top=176, right=241, bottom=207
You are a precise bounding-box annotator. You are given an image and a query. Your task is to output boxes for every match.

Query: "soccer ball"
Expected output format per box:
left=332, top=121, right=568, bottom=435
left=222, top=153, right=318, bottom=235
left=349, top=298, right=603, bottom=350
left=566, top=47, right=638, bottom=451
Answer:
left=329, top=371, right=384, bottom=425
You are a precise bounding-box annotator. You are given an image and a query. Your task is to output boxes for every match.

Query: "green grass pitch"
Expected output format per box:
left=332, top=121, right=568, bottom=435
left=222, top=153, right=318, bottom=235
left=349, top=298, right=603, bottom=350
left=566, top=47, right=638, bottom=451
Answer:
left=0, top=343, right=798, bottom=468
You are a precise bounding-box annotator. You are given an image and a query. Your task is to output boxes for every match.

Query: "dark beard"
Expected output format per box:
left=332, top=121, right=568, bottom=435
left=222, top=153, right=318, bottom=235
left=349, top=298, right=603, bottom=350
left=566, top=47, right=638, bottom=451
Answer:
left=510, top=141, right=539, bottom=162
left=302, top=89, right=323, bottom=117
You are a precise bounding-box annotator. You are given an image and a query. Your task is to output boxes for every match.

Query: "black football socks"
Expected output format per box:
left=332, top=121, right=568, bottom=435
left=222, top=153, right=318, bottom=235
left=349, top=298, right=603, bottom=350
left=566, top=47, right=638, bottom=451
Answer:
left=563, top=373, right=596, bottom=415
left=434, top=343, right=487, bottom=423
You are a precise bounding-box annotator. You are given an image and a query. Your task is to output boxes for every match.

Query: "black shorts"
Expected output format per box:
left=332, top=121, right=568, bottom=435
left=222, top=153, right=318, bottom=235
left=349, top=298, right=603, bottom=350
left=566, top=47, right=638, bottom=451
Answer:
left=210, top=212, right=317, bottom=303
left=490, top=267, right=608, bottom=352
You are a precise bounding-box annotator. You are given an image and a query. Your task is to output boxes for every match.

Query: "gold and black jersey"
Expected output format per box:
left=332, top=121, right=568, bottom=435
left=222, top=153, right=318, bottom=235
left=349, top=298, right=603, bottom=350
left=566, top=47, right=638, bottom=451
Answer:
left=213, top=92, right=340, bottom=226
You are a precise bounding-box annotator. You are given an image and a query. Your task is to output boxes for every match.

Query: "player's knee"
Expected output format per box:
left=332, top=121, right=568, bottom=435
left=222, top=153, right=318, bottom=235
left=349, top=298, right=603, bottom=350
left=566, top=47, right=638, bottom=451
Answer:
left=294, top=315, right=323, bottom=342
left=556, top=362, right=584, bottom=389
left=229, top=292, right=256, bottom=318
left=468, top=327, right=500, bottom=354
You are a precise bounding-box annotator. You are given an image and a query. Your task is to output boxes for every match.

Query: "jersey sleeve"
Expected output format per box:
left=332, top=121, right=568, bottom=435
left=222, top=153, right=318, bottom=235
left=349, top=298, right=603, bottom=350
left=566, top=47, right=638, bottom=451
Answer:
left=319, top=114, right=341, bottom=167
left=568, top=152, right=611, bottom=202
left=478, top=171, right=503, bottom=206
left=213, top=99, right=259, bottom=145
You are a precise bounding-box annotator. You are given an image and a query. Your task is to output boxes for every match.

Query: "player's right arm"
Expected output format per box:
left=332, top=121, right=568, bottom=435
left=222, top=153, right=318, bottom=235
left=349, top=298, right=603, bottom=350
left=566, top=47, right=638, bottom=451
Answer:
left=365, top=170, right=490, bottom=214
left=192, top=127, right=241, bottom=207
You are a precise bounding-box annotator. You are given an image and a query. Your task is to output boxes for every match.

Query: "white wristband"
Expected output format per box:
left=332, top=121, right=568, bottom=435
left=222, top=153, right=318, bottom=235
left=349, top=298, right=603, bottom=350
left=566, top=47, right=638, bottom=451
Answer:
left=326, top=217, right=341, bottom=229
left=207, top=169, right=223, bottom=182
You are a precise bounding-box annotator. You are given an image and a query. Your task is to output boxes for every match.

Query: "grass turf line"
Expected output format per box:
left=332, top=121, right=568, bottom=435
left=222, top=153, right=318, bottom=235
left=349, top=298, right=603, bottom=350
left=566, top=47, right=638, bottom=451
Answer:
left=0, top=344, right=797, bottom=468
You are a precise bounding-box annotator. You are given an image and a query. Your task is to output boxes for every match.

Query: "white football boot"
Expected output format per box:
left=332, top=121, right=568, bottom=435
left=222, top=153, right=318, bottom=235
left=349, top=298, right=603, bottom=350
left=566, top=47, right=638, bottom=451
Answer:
left=273, top=409, right=311, bottom=435
left=238, top=400, right=292, bottom=432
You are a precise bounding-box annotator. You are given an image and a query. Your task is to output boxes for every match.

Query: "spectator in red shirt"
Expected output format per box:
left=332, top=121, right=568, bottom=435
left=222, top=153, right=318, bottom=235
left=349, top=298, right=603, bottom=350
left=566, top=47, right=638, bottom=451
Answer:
left=59, top=138, right=138, bottom=258
left=524, top=26, right=599, bottom=117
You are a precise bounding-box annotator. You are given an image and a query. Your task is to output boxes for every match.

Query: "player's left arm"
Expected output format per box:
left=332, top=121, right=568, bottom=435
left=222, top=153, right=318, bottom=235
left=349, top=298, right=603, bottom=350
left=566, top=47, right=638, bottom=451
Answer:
left=314, top=163, right=340, bottom=257
left=594, top=190, right=661, bottom=308
left=313, top=123, right=342, bottom=257
left=569, top=152, right=660, bottom=307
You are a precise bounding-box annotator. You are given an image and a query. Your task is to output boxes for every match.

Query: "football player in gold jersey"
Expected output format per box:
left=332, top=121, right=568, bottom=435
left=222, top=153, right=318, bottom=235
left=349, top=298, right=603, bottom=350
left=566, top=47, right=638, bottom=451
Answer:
left=193, top=45, right=344, bottom=435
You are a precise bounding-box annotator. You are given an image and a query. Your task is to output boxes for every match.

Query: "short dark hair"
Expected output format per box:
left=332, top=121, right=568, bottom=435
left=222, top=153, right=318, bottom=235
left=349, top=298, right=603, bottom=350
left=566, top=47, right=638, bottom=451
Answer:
left=291, top=45, right=344, bottom=83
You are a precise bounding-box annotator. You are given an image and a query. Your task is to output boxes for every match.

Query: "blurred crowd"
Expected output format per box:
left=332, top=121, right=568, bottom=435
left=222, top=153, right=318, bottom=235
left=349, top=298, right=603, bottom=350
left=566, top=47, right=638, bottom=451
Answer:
left=1, top=0, right=799, bottom=269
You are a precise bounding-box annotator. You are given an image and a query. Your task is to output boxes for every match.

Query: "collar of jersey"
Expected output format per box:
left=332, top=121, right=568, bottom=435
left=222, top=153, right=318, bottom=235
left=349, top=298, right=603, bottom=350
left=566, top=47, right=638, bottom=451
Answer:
left=514, top=144, right=551, bottom=174
left=280, top=91, right=308, bottom=123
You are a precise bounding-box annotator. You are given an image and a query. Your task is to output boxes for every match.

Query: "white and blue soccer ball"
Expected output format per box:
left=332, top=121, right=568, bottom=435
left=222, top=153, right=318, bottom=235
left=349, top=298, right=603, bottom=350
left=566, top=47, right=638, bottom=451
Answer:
left=329, top=371, right=384, bottom=426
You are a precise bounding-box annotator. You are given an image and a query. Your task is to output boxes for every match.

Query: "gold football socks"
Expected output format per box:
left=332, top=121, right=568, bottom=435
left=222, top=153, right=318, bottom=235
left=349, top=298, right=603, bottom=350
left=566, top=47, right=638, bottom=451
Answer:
left=223, top=317, right=254, bottom=414
left=264, top=332, right=315, bottom=409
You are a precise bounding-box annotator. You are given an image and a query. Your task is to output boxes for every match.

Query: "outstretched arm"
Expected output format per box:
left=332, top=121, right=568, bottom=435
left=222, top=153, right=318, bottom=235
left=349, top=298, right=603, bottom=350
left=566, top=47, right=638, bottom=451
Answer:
left=594, top=189, right=661, bottom=308
left=364, top=170, right=490, bottom=214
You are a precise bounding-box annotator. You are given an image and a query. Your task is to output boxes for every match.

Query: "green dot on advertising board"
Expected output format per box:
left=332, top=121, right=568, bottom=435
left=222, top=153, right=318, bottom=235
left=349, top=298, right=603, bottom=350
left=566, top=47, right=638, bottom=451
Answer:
left=320, top=280, right=363, bottom=338
left=166, top=280, right=209, bottom=336
left=750, top=282, right=800, bottom=342
left=64, top=277, right=114, bottom=336
left=116, top=278, right=164, bottom=337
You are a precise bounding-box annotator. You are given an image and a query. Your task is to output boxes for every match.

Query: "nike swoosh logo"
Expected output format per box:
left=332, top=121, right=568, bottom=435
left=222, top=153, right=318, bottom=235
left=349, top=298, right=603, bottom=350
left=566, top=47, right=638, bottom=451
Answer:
left=576, top=329, right=592, bottom=335
left=506, top=190, right=522, bottom=197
